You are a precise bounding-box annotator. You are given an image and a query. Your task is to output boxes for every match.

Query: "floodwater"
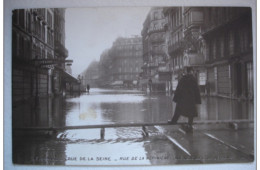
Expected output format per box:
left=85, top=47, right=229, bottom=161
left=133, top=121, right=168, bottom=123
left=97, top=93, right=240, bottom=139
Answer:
left=12, top=88, right=254, bottom=165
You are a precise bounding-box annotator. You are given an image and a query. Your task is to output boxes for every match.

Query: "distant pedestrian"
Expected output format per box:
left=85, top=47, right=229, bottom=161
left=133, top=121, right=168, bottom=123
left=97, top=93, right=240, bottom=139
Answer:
left=168, top=66, right=201, bottom=133
left=87, top=84, right=90, bottom=93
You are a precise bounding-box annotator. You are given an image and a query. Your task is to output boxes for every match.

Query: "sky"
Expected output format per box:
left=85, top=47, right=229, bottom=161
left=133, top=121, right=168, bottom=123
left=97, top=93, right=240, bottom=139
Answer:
left=65, top=7, right=151, bottom=77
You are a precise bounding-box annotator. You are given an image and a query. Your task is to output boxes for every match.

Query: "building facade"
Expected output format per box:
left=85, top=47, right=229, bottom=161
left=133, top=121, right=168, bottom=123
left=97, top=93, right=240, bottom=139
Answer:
left=99, top=49, right=113, bottom=87
left=12, top=8, right=78, bottom=103
left=109, top=36, right=143, bottom=88
left=141, top=7, right=169, bottom=92
left=202, top=7, right=253, bottom=99
left=162, top=7, right=253, bottom=100
left=81, top=61, right=100, bottom=88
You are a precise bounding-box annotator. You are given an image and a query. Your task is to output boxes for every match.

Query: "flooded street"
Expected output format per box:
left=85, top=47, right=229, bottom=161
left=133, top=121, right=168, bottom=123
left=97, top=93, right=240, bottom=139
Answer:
left=13, top=88, right=254, bottom=165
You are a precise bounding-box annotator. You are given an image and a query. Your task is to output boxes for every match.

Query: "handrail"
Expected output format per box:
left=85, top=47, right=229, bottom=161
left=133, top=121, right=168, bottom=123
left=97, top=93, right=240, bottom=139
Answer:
left=14, top=119, right=253, bottom=131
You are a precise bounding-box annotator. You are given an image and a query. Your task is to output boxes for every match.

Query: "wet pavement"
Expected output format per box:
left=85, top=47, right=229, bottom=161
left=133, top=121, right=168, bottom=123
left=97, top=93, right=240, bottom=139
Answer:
left=12, top=88, right=254, bottom=165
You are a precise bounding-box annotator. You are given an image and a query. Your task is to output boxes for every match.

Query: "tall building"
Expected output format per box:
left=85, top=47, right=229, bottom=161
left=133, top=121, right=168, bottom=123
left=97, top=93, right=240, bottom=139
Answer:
left=141, top=7, right=169, bottom=92
left=81, top=61, right=100, bottom=88
left=109, top=36, right=143, bottom=87
left=163, top=7, right=206, bottom=91
left=163, top=7, right=253, bottom=99
left=52, top=8, right=72, bottom=94
left=99, top=49, right=113, bottom=87
left=12, top=8, right=78, bottom=102
left=12, top=9, right=55, bottom=102
left=202, top=7, right=253, bottom=99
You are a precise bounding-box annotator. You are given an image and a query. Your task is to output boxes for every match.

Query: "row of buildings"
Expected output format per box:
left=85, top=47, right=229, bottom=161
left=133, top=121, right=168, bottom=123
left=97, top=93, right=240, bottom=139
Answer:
left=82, top=7, right=253, bottom=100
left=140, top=7, right=253, bottom=100
left=12, top=8, right=80, bottom=103
left=81, top=36, right=143, bottom=89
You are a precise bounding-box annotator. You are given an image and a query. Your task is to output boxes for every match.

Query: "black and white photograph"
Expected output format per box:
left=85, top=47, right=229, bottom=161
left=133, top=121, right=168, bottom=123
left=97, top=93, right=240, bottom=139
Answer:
left=4, top=0, right=256, bottom=169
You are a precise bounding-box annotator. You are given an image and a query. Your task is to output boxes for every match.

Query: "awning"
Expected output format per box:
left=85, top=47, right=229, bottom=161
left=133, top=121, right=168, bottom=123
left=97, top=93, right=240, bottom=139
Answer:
left=62, top=70, right=79, bottom=83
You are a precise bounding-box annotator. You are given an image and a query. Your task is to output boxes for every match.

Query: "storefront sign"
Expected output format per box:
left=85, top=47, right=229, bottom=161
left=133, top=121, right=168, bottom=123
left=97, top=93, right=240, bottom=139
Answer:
left=32, top=59, right=64, bottom=66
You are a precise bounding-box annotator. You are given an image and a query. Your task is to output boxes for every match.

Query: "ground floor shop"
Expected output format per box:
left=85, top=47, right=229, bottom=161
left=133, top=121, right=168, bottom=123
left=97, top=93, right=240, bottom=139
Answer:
left=206, top=58, right=253, bottom=100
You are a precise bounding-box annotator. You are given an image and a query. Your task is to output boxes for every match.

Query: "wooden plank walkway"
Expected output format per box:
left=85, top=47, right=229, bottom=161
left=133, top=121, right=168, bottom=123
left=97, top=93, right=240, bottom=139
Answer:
left=14, top=119, right=253, bottom=131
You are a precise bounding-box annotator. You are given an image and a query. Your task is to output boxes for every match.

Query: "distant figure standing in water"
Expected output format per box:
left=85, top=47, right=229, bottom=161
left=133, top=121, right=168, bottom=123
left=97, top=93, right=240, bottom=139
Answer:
left=168, top=66, right=201, bottom=133
left=87, top=84, right=90, bottom=93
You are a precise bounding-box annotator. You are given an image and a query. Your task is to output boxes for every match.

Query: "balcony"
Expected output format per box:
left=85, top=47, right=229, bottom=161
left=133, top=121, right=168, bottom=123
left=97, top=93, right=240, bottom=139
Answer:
left=147, top=26, right=166, bottom=35
left=146, top=62, right=158, bottom=68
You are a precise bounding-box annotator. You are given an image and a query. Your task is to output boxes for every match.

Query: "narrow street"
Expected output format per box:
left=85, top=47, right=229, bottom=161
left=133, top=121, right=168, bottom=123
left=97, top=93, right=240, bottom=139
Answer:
left=13, top=88, right=254, bottom=165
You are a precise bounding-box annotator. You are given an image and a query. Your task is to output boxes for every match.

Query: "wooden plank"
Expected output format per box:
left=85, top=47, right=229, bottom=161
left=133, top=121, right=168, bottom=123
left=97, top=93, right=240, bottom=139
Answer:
left=14, top=119, right=254, bottom=131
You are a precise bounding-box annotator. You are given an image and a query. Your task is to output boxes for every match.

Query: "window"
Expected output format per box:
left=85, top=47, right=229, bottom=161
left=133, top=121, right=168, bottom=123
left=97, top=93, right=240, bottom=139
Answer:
left=47, top=11, right=52, bottom=28
left=212, top=39, right=216, bottom=59
left=26, top=12, right=31, bottom=32
left=13, top=10, right=18, bottom=25
left=229, top=31, right=234, bottom=55
left=41, top=25, right=45, bottom=41
left=220, top=36, right=225, bottom=58
left=19, top=36, right=24, bottom=58
left=25, top=40, right=31, bottom=60
left=154, top=11, right=159, bottom=20
left=42, top=49, right=45, bottom=59
left=240, top=28, right=249, bottom=52
left=19, top=9, right=25, bottom=28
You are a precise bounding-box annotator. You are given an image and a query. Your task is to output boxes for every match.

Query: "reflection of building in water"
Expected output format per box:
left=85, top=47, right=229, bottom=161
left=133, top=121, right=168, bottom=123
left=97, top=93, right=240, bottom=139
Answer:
left=143, top=137, right=182, bottom=165
left=196, top=97, right=254, bottom=121
left=13, top=96, right=66, bottom=128
left=100, top=103, right=145, bottom=123
left=13, top=136, right=67, bottom=165
left=13, top=96, right=67, bottom=165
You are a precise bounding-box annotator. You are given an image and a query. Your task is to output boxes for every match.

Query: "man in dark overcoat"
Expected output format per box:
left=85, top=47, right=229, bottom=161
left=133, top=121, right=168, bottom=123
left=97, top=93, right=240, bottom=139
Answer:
left=168, top=66, right=201, bottom=132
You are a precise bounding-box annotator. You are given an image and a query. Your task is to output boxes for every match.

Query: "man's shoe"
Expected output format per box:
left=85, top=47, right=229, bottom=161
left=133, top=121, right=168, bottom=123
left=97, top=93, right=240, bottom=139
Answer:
left=185, top=125, right=193, bottom=133
left=168, top=120, right=177, bottom=125
left=181, top=124, right=193, bottom=133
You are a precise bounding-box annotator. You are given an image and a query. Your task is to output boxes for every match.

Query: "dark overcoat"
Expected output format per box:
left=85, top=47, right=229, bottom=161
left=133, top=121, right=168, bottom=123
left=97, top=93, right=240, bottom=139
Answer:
left=173, top=74, right=201, bottom=117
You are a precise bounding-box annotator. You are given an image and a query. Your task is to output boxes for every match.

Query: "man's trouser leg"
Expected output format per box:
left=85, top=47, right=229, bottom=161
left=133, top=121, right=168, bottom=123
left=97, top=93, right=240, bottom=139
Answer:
left=171, top=111, right=181, bottom=123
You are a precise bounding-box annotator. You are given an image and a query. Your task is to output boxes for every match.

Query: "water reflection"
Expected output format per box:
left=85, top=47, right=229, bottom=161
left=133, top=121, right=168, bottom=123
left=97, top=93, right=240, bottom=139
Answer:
left=12, top=88, right=254, bottom=165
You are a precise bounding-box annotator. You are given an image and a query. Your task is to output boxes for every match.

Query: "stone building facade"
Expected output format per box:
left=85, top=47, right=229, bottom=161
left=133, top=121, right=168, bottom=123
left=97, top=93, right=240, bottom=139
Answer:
left=202, top=7, right=253, bottom=99
left=81, top=60, right=100, bottom=88
left=109, top=36, right=143, bottom=88
left=141, top=7, right=169, bottom=92
left=162, top=7, right=253, bottom=99
left=12, top=8, right=77, bottom=103
left=99, top=49, right=113, bottom=87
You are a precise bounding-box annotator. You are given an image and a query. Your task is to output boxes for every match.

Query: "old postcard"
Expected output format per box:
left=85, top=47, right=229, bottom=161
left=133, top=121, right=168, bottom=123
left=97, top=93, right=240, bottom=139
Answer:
left=4, top=0, right=256, bottom=169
